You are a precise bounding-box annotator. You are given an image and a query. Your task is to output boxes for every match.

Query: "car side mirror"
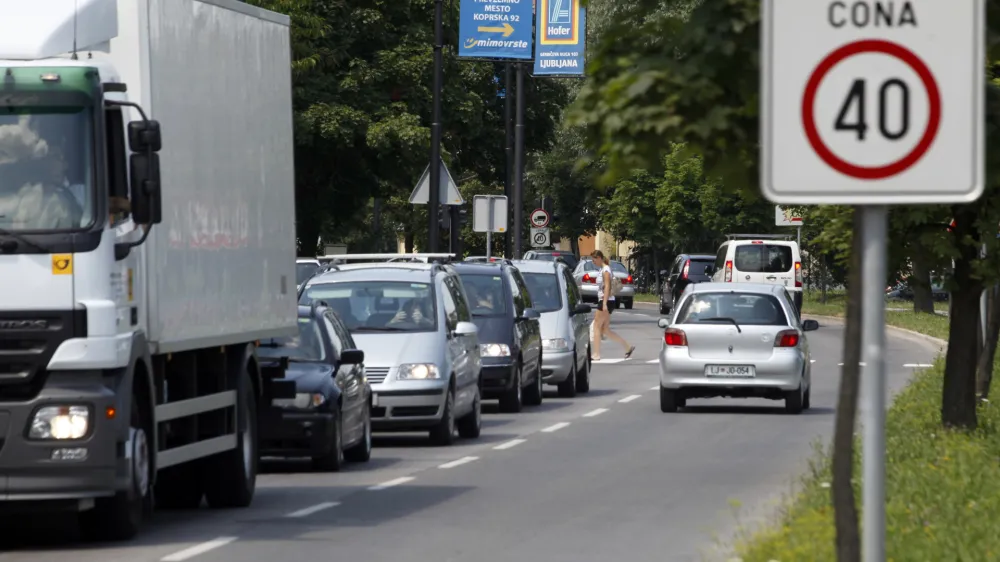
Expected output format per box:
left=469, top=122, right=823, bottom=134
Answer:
left=340, top=349, right=364, bottom=364
left=573, top=303, right=591, bottom=315
left=130, top=152, right=162, bottom=224
left=454, top=321, right=478, bottom=336
left=657, top=318, right=670, bottom=329
left=128, top=119, right=162, bottom=152
left=521, top=308, right=541, bottom=320
left=801, top=319, right=819, bottom=331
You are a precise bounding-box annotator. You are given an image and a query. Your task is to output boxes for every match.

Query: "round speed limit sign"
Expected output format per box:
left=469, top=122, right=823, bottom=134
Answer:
left=761, top=0, right=984, bottom=205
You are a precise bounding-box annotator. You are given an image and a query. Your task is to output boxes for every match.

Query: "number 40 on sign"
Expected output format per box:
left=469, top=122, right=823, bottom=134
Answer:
left=761, top=0, right=984, bottom=205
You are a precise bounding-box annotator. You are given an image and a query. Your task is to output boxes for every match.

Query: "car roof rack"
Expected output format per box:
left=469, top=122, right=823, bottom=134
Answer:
left=319, top=253, right=456, bottom=264
left=724, top=233, right=796, bottom=241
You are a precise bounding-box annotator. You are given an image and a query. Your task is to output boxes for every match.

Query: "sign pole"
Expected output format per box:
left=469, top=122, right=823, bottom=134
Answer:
left=861, top=205, right=888, bottom=562
left=512, top=62, right=526, bottom=259
left=486, top=230, right=492, bottom=260
left=504, top=63, right=514, bottom=259
left=426, top=0, right=444, bottom=252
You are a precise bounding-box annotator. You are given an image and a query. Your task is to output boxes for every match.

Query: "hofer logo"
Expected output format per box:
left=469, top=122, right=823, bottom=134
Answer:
left=539, top=0, right=579, bottom=45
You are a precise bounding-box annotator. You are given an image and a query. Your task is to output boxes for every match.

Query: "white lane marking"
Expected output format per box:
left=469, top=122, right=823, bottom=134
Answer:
left=541, top=422, right=570, bottom=432
left=285, top=501, right=340, bottom=518
left=903, top=363, right=933, bottom=368
left=592, top=358, right=624, bottom=364
left=583, top=408, right=608, bottom=417
left=646, top=359, right=659, bottom=364
left=650, top=386, right=660, bottom=391
left=161, top=537, right=238, bottom=561
left=810, top=359, right=816, bottom=363
left=618, top=394, right=641, bottom=403
left=836, top=362, right=867, bottom=367
left=438, top=456, right=479, bottom=469
left=493, top=438, right=526, bottom=450
left=368, top=476, right=415, bottom=491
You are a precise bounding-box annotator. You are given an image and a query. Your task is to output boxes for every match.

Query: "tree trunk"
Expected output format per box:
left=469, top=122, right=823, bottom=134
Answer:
left=821, top=257, right=829, bottom=304
left=977, top=285, right=1000, bottom=398
left=653, top=251, right=661, bottom=295
left=941, top=215, right=982, bottom=429
left=404, top=230, right=415, bottom=254
left=570, top=234, right=580, bottom=258
left=831, top=207, right=863, bottom=562
left=909, top=245, right=935, bottom=313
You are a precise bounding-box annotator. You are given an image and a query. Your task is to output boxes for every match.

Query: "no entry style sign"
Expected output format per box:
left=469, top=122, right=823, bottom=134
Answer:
left=761, top=0, right=985, bottom=204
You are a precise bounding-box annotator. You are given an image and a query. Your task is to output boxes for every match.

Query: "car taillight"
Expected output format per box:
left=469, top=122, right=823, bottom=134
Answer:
left=664, top=328, right=687, bottom=346
left=582, top=273, right=593, bottom=283
left=625, top=275, right=633, bottom=284
left=775, top=329, right=800, bottom=347
left=682, top=260, right=690, bottom=279
left=794, top=261, right=802, bottom=287
left=724, top=260, right=733, bottom=282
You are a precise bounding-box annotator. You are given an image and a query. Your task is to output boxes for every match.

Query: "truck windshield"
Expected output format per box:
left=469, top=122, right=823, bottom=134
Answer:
left=0, top=108, right=94, bottom=232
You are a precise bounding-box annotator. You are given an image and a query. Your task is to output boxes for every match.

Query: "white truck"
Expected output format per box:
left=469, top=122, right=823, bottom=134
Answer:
left=0, top=0, right=298, bottom=540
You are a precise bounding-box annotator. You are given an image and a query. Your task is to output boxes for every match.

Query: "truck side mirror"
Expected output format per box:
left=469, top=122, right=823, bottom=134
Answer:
left=130, top=153, right=162, bottom=224
left=128, top=120, right=162, bottom=152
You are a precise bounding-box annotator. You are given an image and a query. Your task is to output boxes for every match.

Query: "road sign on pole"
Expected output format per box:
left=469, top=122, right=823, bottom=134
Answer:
left=761, top=0, right=984, bottom=205
left=529, top=208, right=550, bottom=228
left=457, top=0, right=533, bottom=60
left=775, top=206, right=803, bottom=226
left=409, top=159, right=465, bottom=205
left=530, top=227, right=550, bottom=248
left=761, top=3, right=985, bottom=562
left=473, top=195, right=508, bottom=233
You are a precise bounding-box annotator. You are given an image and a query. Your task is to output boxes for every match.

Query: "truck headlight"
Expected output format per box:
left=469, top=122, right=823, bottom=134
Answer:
left=273, top=393, right=325, bottom=409
left=480, top=343, right=511, bottom=357
left=397, top=363, right=441, bottom=380
left=29, top=406, right=90, bottom=440
left=543, top=338, right=568, bottom=351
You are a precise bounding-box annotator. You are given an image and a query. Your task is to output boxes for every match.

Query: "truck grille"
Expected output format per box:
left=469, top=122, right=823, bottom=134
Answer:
left=366, top=367, right=391, bottom=384
left=0, top=310, right=87, bottom=399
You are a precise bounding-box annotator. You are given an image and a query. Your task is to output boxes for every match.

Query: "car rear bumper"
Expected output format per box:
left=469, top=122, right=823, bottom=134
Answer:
left=659, top=348, right=805, bottom=392
left=370, top=383, right=448, bottom=430
left=541, top=350, right=573, bottom=383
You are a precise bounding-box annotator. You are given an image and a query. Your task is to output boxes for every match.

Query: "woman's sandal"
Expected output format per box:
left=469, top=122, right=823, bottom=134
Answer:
left=624, top=345, right=636, bottom=359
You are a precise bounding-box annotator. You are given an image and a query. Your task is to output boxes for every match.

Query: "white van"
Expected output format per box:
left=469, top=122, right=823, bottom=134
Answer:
left=709, top=235, right=803, bottom=313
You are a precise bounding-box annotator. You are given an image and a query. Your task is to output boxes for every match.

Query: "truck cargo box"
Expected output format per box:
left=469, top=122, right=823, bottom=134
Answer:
left=110, top=0, right=298, bottom=353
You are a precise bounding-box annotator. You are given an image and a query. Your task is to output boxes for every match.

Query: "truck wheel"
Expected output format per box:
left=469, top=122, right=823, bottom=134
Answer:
left=80, top=390, right=151, bottom=541
left=204, top=368, right=257, bottom=508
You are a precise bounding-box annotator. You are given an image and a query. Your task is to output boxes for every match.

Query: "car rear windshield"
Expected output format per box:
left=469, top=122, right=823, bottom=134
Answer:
left=676, top=293, right=789, bottom=326
left=610, top=261, right=628, bottom=274
left=296, top=262, right=319, bottom=285
left=300, top=281, right=437, bottom=333
left=529, top=252, right=578, bottom=270
left=458, top=273, right=508, bottom=316
left=688, top=259, right=714, bottom=276
left=258, top=316, right=327, bottom=361
left=734, top=244, right=794, bottom=273
left=521, top=272, right=562, bottom=312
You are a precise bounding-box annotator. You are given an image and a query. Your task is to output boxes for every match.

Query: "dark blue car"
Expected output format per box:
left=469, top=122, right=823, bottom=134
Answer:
left=258, top=303, right=372, bottom=471
left=450, top=262, right=543, bottom=413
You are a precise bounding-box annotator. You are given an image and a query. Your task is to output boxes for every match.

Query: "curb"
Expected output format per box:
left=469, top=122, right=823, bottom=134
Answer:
left=803, top=313, right=948, bottom=351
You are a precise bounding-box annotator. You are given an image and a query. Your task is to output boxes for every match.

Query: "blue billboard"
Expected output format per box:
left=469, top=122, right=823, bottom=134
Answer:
left=458, top=0, right=534, bottom=60
left=533, top=0, right=586, bottom=75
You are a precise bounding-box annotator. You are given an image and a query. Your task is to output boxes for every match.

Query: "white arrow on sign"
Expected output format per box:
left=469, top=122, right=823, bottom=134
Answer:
left=529, top=208, right=550, bottom=228
left=761, top=0, right=984, bottom=205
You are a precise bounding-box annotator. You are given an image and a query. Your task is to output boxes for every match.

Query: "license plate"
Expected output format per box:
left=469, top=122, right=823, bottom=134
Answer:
left=705, top=365, right=755, bottom=378
left=372, top=393, right=378, bottom=407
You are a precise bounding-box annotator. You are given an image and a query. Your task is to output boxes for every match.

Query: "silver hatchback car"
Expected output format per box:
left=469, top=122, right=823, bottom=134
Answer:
left=512, top=260, right=593, bottom=397
left=299, top=262, right=483, bottom=445
left=657, top=283, right=818, bottom=414
left=573, top=257, right=636, bottom=309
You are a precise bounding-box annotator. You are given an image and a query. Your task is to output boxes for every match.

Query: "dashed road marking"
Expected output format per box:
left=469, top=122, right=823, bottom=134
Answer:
left=368, top=476, right=415, bottom=491
left=650, top=386, right=660, bottom=391
left=618, top=394, right=641, bottom=403
left=583, top=408, right=608, bottom=417
left=903, top=363, right=933, bottom=368
left=592, top=358, right=624, bottom=364
left=286, top=501, right=340, bottom=518
left=438, top=456, right=479, bottom=469
left=161, top=537, right=238, bottom=561
left=541, top=422, right=570, bottom=433
left=493, top=438, right=526, bottom=450
left=646, top=359, right=658, bottom=364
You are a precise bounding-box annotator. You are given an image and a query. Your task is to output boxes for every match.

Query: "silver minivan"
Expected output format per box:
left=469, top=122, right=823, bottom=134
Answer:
left=512, top=260, right=593, bottom=397
left=299, top=262, right=483, bottom=446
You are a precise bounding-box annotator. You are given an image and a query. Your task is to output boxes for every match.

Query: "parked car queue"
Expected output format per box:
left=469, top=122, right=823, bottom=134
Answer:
left=257, top=253, right=597, bottom=472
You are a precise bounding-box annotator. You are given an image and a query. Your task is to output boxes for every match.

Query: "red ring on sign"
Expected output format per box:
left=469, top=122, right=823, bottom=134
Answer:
left=801, top=39, right=941, bottom=180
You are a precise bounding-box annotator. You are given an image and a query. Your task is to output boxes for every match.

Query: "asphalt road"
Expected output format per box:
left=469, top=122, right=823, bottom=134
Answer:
left=0, top=303, right=940, bottom=562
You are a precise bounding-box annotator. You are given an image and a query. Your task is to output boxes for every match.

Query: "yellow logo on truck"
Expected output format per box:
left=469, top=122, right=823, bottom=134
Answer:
left=52, top=254, right=72, bottom=274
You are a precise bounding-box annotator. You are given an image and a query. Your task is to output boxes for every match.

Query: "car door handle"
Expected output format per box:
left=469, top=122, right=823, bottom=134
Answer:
left=766, top=275, right=777, bottom=280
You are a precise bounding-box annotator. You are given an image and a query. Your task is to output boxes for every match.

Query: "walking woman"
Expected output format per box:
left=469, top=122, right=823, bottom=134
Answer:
left=590, top=250, right=635, bottom=360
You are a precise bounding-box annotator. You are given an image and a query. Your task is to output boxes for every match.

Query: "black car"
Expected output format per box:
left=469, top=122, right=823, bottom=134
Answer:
left=660, top=253, right=716, bottom=314
left=450, top=262, right=544, bottom=413
left=522, top=249, right=580, bottom=271
left=258, top=303, right=372, bottom=471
